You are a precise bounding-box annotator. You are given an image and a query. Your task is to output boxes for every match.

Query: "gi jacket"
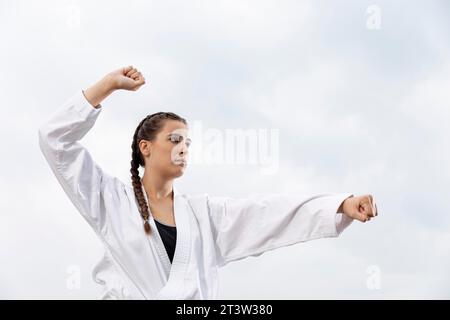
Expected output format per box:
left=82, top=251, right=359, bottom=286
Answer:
left=38, top=90, right=354, bottom=299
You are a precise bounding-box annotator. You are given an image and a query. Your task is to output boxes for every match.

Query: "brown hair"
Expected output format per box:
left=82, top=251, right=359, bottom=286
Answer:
left=130, top=112, right=187, bottom=235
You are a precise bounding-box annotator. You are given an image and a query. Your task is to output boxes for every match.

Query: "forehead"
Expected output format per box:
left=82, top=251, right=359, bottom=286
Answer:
left=160, top=119, right=188, bottom=133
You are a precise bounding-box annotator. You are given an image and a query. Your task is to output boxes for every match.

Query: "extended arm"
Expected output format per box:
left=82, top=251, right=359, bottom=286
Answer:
left=207, top=192, right=377, bottom=267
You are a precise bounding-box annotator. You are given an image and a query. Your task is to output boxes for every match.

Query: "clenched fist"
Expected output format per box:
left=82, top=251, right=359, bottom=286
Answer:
left=83, top=65, right=146, bottom=107
left=339, top=194, right=378, bottom=223
left=105, top=65, right=146, bottom=91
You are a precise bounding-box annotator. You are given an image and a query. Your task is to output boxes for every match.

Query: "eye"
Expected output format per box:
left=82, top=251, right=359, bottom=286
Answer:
left=169, top=134, right=191, bottom=147
left=169, top=134, right=183, bottom=143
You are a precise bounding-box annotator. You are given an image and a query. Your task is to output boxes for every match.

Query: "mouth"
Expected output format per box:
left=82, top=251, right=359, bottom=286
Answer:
left=173, top=159, right=187, bottom=167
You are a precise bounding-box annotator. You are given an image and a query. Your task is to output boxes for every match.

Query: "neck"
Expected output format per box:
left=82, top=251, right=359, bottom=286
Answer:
left=141, top=169, right=173, bottom=201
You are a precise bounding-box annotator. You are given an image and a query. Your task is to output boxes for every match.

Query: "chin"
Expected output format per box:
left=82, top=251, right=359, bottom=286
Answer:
left=173, top=171, right=184, bottom=179
left=172, top=165, right=186, bottom=178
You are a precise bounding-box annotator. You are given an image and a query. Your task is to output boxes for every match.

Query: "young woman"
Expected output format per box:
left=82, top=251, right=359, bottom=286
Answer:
left=38, top=65, right=378, bottom=300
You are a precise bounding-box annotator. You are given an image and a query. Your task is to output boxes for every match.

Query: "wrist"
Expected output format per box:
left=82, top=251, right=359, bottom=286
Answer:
left=101, top=74, right=118, bottom=92
left=83, top=76, right=115, bottom=108
left=338, top=196, right=354, bottom=214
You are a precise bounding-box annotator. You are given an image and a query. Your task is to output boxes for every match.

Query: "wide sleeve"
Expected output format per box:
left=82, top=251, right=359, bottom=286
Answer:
left=207, top=192, right=354, bottom=267
left=38, top=90, right=112, bottom=236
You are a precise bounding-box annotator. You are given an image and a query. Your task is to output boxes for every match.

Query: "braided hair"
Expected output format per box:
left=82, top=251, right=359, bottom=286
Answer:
left=130, top=112, right=187, bottom=235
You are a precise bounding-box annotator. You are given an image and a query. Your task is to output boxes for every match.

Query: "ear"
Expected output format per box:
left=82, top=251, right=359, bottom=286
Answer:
left=138, top=140, right=152, bottom=157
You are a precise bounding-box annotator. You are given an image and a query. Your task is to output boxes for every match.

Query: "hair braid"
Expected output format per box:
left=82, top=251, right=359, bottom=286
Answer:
left=130, top=112, right=187, bottom=235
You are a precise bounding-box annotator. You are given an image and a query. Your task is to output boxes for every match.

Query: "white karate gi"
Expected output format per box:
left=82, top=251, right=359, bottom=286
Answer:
left=38, top=90, right=354, bottom=300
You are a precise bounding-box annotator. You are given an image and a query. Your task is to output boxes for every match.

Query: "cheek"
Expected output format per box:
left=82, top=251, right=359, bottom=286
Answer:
left=156, top=143, right=177, bottom=165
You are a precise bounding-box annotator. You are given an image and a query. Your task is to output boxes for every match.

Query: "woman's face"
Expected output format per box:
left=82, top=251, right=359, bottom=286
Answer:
left=140, top=119, right=191, bottom=179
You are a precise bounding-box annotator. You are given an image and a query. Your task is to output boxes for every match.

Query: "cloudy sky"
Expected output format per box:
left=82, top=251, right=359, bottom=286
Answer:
left=0, top=0, right=449, bottom=299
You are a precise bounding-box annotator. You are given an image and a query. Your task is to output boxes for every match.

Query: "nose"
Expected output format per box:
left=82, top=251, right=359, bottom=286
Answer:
left=179, top=142, right=189, bottom=157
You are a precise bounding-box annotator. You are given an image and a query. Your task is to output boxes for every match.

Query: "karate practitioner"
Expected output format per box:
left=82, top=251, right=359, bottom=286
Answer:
left=38, top=66, right=378, bottom=299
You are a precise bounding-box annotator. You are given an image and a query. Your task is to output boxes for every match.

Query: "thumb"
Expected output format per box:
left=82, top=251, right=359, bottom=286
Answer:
left=354, top=196, right=370, bottom=222
left=139, top=77, right=146, bottom=85
left=355, top=210, right=369, bottom=222
left=130, top=76, right=146, bottom=91
left=135, top=75, right=145, bottom=85
left=359, top=195, right=376, bottom=217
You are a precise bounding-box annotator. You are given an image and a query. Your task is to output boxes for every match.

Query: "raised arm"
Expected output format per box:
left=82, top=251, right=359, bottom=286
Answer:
left=38, top=66, right=145, bottom=235
left=83, top=66, right=145, bottom=107
left=207, top=192, right=377, bottom=267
